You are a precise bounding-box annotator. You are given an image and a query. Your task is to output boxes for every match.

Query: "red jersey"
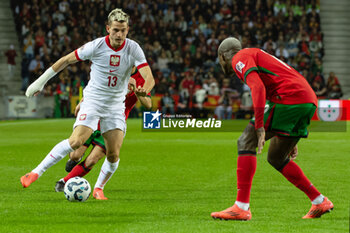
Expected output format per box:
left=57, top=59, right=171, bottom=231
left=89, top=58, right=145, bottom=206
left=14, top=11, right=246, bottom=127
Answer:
left=5, top=50, right=17, bottom=65
left=232, top=48, right=317, bottom=129
left=124, top=70, right=151, bottom=119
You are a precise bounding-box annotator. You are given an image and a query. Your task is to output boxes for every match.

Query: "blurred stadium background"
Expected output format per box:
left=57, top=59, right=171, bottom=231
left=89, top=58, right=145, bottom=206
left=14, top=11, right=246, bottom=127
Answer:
left=0, top=0, right=349, bottom=120
left=1, top=1, right=350, bottom=232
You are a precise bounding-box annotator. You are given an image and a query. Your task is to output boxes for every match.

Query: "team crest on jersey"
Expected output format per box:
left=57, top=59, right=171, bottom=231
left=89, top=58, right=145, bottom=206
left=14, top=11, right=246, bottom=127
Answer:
left=110, top=55, right=120, bottom=66
left=79, top=114, right=87, bottom=121
left=236, top=61, right=245, bottom=73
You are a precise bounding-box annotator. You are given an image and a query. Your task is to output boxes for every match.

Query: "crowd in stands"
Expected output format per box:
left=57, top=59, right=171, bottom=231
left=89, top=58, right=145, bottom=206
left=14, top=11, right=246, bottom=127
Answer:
left=10, top=0, right=342, bottom=118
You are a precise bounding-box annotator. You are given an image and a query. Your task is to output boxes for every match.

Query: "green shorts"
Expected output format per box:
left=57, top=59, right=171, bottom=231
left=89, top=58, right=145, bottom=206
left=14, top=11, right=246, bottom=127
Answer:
left=83, top=130, right=106, bottom=152
left=250, top=101, right=316, bottom=138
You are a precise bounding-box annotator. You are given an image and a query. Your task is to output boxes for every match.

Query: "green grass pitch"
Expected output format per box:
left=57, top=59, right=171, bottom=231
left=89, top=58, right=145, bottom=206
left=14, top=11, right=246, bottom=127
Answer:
left=0, top=119, right=349, bottom=233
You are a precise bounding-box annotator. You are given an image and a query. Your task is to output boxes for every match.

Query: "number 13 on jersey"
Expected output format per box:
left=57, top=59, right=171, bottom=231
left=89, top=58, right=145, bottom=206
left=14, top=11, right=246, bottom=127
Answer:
left=108, top=76, right=118, bottom=87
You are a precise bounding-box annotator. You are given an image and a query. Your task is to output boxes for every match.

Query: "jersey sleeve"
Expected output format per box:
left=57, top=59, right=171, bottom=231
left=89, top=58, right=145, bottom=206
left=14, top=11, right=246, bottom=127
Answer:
left=132, top=43, right=148, bottom=70
left=246, top=71, right=266, bottom=129
left=232, top=53, right=259, bottom=83
left=75, top=40, right=95, bottom=61
left=132, top=70, right=151, bottom=97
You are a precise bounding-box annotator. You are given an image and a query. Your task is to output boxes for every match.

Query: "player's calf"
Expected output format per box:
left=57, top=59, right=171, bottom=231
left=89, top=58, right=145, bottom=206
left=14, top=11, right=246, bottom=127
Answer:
left=267, top=136, right=299, bottom=170
left=106, top=153, right=120, bottom=163
left=84, top=146, right=105, bottom=168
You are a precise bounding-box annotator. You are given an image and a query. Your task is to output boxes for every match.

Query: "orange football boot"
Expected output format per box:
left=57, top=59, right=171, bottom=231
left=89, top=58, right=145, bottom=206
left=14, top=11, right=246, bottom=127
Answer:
left=211, top=204, right=252, bottom=221
left=303, top=197, right=334, bottom=219
left=20, top=172, right=39, bottom=188
left=93, top=188, right=108, bottom=200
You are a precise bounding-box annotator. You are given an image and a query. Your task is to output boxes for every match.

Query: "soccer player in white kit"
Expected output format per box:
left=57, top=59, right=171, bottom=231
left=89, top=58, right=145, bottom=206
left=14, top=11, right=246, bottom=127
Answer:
left=20, top=9, right=155, bottom=198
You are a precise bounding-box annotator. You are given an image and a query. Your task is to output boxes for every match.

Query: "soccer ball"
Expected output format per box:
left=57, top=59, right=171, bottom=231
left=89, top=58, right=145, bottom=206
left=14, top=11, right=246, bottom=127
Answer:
left=64, top=177, right=91, bottom=202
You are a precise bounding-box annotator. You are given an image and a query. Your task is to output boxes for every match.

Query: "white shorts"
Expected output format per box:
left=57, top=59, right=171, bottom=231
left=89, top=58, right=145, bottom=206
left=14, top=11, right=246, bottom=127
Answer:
left=73, top=98, right=126, bottom=134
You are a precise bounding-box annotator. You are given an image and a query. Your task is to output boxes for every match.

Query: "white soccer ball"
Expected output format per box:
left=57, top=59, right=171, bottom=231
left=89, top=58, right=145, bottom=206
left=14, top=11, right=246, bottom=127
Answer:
left=64, top=177, right=91, bottom=202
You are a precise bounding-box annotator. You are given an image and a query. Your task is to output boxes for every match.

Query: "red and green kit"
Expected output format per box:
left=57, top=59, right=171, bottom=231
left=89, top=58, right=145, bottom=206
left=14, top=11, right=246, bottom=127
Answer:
left=232, top=48, right=318, bottom=137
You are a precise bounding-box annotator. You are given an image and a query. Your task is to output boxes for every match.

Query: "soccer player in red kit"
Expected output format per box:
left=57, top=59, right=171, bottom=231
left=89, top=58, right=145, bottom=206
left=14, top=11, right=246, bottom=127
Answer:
left=211, top=37, right=333, bottom=220
left=54, top=68, right=151, bottom=199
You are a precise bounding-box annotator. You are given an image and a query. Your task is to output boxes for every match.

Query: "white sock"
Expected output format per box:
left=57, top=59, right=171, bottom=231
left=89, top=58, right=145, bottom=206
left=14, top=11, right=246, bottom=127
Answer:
left=94, top=158, right=120, bottom=190
left=311, top=194, right=324, bottom=205
left=32, top=139, right=73, bottom=176
left=235, top=201, right=250, bottom=211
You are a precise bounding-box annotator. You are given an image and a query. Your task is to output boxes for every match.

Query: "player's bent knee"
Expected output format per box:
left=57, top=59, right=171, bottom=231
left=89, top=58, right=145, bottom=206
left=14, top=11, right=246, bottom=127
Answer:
left=237, top=134, right=256, bottom=152
left=237, top=135, right=244, bottom=150
left=107, top=156, right=119, bottom=163
left=237, top=123, right=258, bottom=151
left=106, top=153, right=119, bottom=163
left=68, top=138, right=85, bottom=150
left=267, top=157, right=290, bottom=171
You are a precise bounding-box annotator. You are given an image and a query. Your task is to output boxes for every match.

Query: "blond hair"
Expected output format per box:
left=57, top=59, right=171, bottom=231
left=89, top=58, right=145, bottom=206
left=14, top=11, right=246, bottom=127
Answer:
left=108, top=8, right=129, bottom=25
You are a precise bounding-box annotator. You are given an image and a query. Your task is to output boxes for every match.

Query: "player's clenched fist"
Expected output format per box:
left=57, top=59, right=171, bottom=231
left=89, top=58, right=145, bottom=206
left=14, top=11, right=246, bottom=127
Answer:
left=135, top=86, right=147, bottom=97
left=25, top=81, right=43, bottom=97
left=128, top=77, right=136, bottom=92
left=288, top=145, right=298, bottom=160
left=25, top=67, right=57, bottom=97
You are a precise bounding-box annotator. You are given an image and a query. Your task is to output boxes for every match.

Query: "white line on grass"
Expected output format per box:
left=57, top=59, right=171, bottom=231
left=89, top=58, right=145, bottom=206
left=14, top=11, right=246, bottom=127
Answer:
left=0, top=119, right=74, bottom=127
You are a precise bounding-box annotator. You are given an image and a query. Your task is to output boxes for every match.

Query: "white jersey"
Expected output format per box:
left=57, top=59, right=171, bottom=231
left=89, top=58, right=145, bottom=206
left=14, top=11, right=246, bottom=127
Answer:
left=75, top=36, right=147, bottom=108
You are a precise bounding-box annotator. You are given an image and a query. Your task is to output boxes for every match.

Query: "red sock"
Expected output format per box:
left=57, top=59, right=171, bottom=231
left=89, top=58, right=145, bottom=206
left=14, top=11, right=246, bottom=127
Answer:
left=281, top=161, right=320, bottom=201
left=236, top=155, right=257, bottom=203
left=63, top=161, right=91, bottom=183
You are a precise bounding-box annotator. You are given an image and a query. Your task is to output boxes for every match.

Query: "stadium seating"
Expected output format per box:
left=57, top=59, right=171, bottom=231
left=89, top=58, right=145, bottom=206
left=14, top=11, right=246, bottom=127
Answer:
left=9, top=0, right=327, bottom=118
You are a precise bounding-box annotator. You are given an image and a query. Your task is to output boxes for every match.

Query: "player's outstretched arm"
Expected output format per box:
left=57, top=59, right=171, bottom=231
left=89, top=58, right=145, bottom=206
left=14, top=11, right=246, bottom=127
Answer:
left=137, top=65, right=155, bottom=96
left=52, top=51, right=79, bottom=73
left=25, top=51, right=79, bottom=97
left=245, top=72, right=266, bottom=154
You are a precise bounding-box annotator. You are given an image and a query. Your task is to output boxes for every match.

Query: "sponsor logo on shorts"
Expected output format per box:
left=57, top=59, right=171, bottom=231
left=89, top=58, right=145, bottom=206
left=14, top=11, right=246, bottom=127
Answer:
left=79, top=114, right=87, bottom=121
left=110, top=55, right=120, bottom=66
